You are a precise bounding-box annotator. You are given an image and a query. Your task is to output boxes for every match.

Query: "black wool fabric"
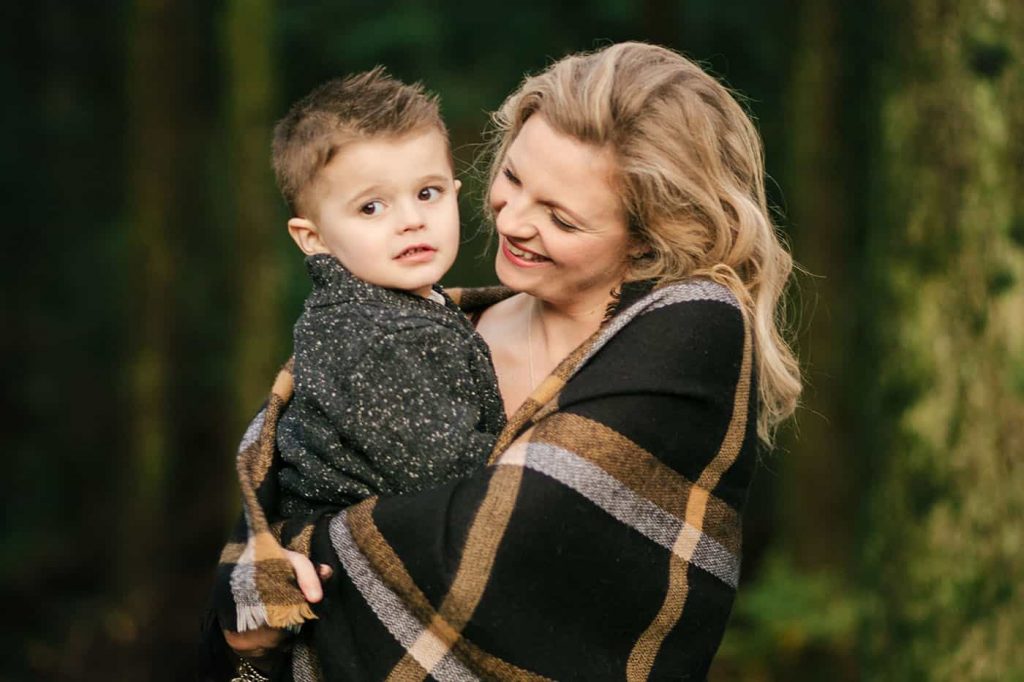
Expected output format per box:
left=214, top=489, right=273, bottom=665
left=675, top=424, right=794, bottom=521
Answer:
left=300, top=279, right=759, bottom=681
left=277, top=254, right=506, bottom=514
left=201, top=277, right=759, bottom=681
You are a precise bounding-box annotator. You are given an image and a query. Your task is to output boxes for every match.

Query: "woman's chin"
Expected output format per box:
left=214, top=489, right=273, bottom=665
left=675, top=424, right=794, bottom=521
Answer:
left=495, top=258, right=537, bottom=294
left=494, top=271, right=527, bottom=294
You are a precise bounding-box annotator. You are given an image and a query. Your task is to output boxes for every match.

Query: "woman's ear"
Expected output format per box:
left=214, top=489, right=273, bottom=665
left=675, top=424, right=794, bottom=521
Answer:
left=287, top=217, right=330, bottom=256
left=628, top=238, right=653, bottom=261
left=454, top=178, right=462, bottom=194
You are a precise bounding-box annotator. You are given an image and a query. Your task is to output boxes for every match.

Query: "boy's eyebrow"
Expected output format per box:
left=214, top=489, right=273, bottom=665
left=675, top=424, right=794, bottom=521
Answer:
left=416, top=172, right=454, bottom=185
left=344, top=183, right=387, bottom=204
left=343, top=172, right=454, bottom=206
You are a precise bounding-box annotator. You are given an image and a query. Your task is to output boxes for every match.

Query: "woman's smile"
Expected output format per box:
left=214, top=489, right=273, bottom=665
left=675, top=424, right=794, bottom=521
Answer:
left=500, top=237, right=551, bottom=265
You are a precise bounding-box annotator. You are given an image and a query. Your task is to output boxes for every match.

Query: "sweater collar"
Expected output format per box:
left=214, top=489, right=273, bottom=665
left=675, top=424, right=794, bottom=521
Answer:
left=304, top=253, right=451, bottom=311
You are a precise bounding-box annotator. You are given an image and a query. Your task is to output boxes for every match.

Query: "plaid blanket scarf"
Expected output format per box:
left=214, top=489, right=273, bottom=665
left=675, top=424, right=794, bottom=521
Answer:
left=211, top=278, right=758, bottom=680
left=214, top=358, right=320, bottom=632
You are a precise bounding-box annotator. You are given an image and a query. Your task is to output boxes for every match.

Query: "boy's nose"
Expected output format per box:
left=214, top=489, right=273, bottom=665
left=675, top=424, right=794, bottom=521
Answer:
left=396, top=201, right=426, bottom=232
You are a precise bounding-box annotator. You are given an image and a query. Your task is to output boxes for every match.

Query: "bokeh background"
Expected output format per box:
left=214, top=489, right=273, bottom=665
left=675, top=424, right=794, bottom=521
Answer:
left=2, top=1, right=1022, bottom=680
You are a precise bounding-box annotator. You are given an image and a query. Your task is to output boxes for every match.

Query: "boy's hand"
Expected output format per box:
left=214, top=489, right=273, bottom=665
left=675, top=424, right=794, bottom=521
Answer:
left=285, top=548, right=331, bottom=603
left=222, top=550, right=334, bottom=658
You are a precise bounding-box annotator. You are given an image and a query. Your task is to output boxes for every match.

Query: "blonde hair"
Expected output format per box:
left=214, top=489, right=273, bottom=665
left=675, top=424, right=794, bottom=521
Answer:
left=272, top=67, right=447, bottom=216
left=485, top=42, right=801, bottom=444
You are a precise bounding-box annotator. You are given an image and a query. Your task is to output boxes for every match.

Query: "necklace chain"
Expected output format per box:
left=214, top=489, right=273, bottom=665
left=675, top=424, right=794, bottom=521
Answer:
left=527, top=300, right=537, bottom=390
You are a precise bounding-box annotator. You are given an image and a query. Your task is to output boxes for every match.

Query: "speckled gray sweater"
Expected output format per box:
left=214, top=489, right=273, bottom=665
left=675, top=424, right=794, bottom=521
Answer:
left=276, top=254, right=505, bottom=515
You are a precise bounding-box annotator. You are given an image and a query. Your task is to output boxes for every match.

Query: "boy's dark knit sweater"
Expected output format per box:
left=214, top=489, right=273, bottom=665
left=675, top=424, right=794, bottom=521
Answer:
left=276, top=254, right=505, bottom=515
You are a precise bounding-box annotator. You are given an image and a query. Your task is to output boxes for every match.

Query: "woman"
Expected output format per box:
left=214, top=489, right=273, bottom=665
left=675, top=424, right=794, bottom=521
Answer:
left=217, top=41, right=800, bottom=680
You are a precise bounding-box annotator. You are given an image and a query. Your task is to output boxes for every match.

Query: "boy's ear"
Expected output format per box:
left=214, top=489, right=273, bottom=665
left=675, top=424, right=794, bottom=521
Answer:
left=287, top=217, right=330, bottom=256
left=454, top=179, right=462, bottom=194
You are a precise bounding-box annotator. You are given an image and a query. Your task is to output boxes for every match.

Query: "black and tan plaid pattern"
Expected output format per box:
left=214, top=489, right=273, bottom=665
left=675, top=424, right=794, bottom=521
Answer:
left=307, top=279, right=758, bottom=680
left=215, top=358, right=319, bottom=632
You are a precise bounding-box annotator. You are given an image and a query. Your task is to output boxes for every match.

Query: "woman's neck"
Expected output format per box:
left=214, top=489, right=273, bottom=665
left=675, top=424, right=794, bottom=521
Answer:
left=530, top=296, right=606, bottom=361
left=526, top=289, right=618, bottom=387
left=476, top=288, right=618, bottom=417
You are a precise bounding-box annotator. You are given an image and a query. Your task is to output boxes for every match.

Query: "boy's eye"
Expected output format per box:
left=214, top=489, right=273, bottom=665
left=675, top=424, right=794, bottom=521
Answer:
left=360, top=200, right=384, bottom=216
left=418, top=187, right=442, bottom=201
left=502, top=167, right=521, bottom=186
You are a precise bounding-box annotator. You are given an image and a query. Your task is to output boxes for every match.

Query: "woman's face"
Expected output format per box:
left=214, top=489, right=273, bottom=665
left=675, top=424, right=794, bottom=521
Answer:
left=489, top=115, right=633, bottom=312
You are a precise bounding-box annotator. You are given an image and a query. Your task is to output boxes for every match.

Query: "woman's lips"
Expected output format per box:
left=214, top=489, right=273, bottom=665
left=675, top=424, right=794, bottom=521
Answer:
left=395, top=244, right=436, bottom=262
left=500, top=238, right=550, bottom=267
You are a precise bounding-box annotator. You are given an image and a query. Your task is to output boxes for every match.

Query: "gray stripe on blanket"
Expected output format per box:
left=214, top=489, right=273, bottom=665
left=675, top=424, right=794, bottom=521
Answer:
left=292, top=638, right=324, bottom=682
left=501, top=442, right=741, bottom=588
left=229, top=561, right=269, bottom=632
left=239, top=407, right=266, bottom=453
left=330, top=510, right=481, bottom=681
left=581, top=279, right=740, bottom=371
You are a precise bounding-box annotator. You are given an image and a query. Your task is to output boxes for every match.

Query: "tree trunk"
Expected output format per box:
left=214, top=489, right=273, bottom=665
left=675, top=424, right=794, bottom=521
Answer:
left=224, top=0, right=283, bottom=441
left=781, top=0, right=855, bottom=573
left=122, top=0, right=184, bottom=592
left=861, top=0, right=1024, bottom=678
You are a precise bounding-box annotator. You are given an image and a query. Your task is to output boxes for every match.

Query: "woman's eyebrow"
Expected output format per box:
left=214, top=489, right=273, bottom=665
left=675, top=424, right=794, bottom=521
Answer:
left=505, top=154, right=588, bottom=227
left=540, top=198, right=586, bottom=227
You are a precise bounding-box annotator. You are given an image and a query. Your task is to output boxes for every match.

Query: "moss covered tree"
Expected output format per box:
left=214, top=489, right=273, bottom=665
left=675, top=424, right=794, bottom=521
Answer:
left=860, top=0, right=1024, bottom=678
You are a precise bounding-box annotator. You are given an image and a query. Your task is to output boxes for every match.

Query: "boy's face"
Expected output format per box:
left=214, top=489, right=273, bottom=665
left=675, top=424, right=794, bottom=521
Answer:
left=295, top=128, right=460, bottom=298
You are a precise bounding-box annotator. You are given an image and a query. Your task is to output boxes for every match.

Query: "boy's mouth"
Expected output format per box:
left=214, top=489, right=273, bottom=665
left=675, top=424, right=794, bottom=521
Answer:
left=395, top=244, right=436, bottom=260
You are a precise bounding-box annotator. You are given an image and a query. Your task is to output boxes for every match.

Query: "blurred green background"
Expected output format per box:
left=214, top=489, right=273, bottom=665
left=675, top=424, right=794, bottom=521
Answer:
left=2, top=1, right=1022, bottom=680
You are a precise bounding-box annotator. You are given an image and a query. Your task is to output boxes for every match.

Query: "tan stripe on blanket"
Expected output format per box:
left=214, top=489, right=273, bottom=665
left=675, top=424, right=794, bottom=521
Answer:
left=344, top=489, right=551, bottom=681
left=626, top=320, right=752, bottom=680
left=533, top=412, right=742, bottom=556
left=392, top=462, right=526, bottom=679
left=219, top=541, right=246, bottom=564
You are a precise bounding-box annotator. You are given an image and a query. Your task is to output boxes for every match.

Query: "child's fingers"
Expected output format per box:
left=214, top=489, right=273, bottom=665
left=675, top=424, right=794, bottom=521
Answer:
left=284, top=549, right=323, bottom=602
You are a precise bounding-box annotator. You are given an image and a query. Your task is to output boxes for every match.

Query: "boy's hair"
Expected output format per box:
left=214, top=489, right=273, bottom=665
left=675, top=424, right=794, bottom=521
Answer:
left=272, top=67, right=447, bottom=216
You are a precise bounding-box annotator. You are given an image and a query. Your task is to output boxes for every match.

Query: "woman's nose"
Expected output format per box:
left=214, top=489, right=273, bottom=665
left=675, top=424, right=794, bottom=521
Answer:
left=492, top=193, right=535, bottom=238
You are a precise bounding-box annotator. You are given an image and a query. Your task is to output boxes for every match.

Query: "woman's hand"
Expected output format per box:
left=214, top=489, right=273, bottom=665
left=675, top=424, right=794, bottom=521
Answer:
left=223, top=624, right=291, bottom=660
left=222, top=550, right=333, bottom=658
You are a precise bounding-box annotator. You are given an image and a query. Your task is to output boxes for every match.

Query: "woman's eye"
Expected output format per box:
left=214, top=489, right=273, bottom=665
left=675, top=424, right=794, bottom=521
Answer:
left=550, top=211, right=578, bottom=231
left=360, top=200, right=384, bottom=216
left=418, top=186, right=442, bottom=201
left=502, top=167, right=521, bottom=186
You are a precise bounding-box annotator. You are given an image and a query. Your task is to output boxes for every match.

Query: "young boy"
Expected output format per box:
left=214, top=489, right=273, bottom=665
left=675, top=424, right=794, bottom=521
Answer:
left=272, top=68, right=506, bottom=518
left=205, top=69, right=505, bottom=680
left=215, top=69, right=505, bottom=640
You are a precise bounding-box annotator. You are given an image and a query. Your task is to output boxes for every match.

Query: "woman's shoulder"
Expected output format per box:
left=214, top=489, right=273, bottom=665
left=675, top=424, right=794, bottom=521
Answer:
left=594, top=277, right=745, bottom=357
left=623, top=277, right=741, bottom=318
